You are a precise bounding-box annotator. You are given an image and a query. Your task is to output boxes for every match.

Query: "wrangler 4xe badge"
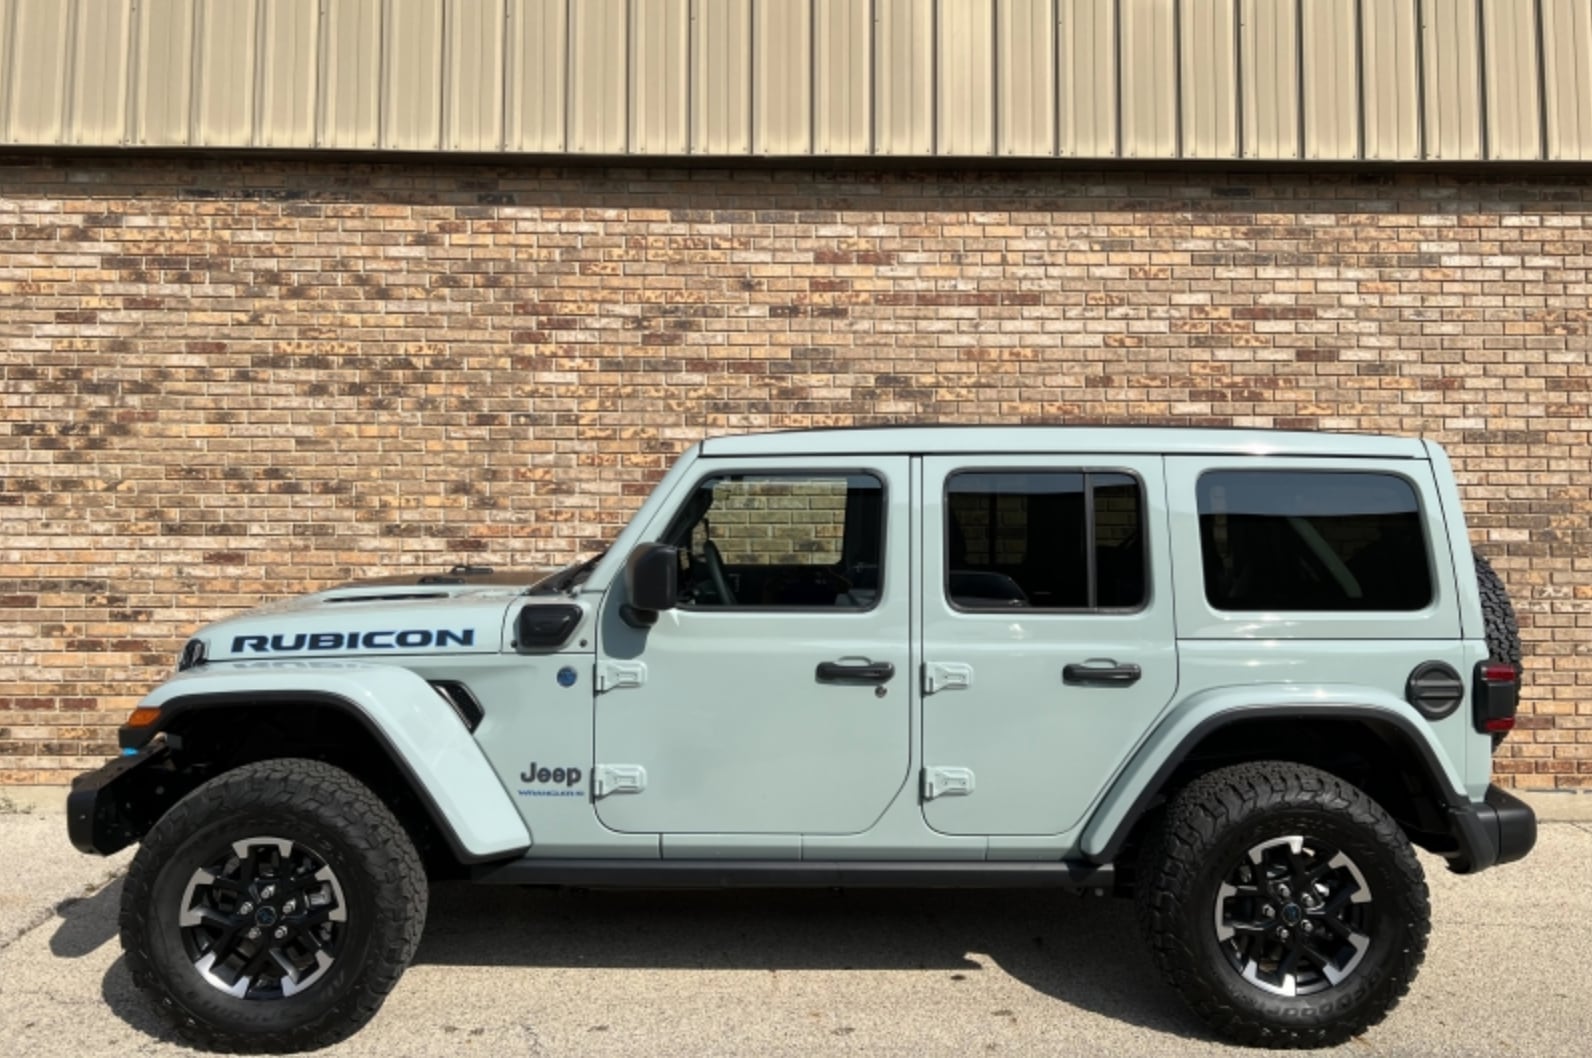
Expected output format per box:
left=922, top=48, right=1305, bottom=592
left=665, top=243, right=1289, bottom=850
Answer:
left=230, top=629, right=475, bottom=653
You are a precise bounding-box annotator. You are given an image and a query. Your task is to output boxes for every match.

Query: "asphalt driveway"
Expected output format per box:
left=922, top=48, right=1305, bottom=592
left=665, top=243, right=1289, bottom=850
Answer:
left=3, top=792, right=1588, bottom=1058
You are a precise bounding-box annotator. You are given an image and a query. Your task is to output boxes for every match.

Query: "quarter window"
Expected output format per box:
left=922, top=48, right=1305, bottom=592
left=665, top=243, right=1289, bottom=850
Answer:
left=945, top=471, right=1147, bottom=611
left=1197, top=471, right=1432, bottom=612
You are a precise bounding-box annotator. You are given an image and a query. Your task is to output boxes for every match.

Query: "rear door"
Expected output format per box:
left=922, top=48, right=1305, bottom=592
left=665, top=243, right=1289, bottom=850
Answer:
left=593, top=456, right=913, bottom=835
left=919, top=455, right=1178, bottom=836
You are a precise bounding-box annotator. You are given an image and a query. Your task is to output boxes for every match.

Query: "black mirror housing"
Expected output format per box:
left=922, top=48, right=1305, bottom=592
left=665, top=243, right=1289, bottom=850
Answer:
left=624, top=543, right=679, bottom=619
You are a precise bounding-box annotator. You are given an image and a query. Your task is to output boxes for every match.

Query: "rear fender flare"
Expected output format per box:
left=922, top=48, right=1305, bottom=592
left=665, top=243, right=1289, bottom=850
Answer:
left=1081, top=684, right=1467, bottom=863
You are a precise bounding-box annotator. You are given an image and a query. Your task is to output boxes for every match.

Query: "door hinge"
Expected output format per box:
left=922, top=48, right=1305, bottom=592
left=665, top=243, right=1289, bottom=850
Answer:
left=923, top=661, right=974, bottom=695
left=596, top=660, right=647, bottom=692
left=922, top=766, right=976, bottom=800
left=592, top=763, right=648, bottom=799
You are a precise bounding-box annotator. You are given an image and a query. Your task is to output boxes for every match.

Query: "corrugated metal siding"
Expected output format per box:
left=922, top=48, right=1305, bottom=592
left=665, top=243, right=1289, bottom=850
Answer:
left=1423, top=0, right=1484, bottom=161
left=1542, top=0, right=1592, bottom=160
left=1057, top=0, right=1116, bottom=157
left=2, top=0, right=1587, bottom=161
left=631, top=0, right=688, bottom=155
left=1361, top=0, right=1421, bottom=161
left=1239, top=0, right=1298, bottom=160
left=997, top=0, right=1054, bottom=157
left=754, top=0, right=811, bottom=155
left=875, top=0, right=933, bottom=154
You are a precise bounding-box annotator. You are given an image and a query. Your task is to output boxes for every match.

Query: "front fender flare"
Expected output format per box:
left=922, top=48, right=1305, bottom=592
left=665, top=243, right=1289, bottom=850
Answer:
left=1080, top=684, right=1468, bottom=864
left=129, top=662, right=531, bottom=863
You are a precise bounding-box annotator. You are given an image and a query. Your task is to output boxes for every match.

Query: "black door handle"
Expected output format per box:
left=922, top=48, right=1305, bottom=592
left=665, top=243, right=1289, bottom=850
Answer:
left=1063, top=661, right=1142, bottom=686
left=816, top=660, right=896, bottom=684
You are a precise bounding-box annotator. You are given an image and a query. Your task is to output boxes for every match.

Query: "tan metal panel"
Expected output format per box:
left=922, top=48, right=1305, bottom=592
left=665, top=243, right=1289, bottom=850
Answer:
left=1180, top=0, right=1236, bottom=158
left=630, top=0, right=687, bottom=153
left=1422, top=0, right=1483, bottom=160
left=1057, top=0, right=1115, bottom=157
left=71, top=0, right=133, bottom=145
left=381, top=0, right=443, bottom=150
left=1119, top=0, right=1175, bottom=157
left=134, top=0, right=196, bottom=146
left=1360, top=0, right=1419, bottom=159
left=938, top=0, right=993, bottom=155
left=320, top=0, right=381, bottom=148
left=874, top=0, right=932, bottom=154
left=194, top=0, right=256, bottom=147
left=1300, top=0, right=1357, bottom=160
left=995, top=0, right=1053, bottom=156
left=258, top=0, right=318, bottom=147
left=506, top=0, right=567, bottom=151
left=5, top=0, right=70, bottom=144
left=1480, top=0, right=1540, bottom=160
left=570, top=0, right=627, bottom=152
left=1239, top=0, right=1298, bottom=158
left=813, top=0, right=868, bottom=153
left=753, top=0, right=812, bottom=155
left=1541, top=0, right=1592, bottom=160
left=445, top=0, right=505, bottom=151
left=692, top=0, right=752, bottom=154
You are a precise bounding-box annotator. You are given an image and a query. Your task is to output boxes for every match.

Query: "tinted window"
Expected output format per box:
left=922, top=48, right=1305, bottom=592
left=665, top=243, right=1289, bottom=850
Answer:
left=663, top=473, right=883, bottom=609
left=1198, top=471, right=1431, bottom=612
left=945, top=471, right=1146, bottom=611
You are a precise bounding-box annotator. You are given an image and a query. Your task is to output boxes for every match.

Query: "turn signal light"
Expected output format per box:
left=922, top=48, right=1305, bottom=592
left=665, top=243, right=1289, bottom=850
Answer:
left=124, top=707, right=161, bottom=728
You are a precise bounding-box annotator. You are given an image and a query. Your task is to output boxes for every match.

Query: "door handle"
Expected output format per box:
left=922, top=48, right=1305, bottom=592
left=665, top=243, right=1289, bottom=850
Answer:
left=816, top=659, right=896, bottom=684
left=1063, top=660, right=1142, bottom=686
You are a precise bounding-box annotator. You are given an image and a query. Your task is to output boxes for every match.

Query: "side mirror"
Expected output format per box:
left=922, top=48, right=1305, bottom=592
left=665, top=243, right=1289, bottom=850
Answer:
left=622, top=543, right=679, bottom=626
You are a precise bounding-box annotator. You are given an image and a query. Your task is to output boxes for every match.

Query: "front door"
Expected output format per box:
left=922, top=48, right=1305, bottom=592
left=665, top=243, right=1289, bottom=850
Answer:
left=919, top=455, right=1178, bottom=836
left=593, top=456, right=912, bottom=835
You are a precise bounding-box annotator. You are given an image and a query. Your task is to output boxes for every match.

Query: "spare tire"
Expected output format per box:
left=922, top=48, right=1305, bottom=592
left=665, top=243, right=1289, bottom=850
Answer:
left=1474, top=552, right=1522, bottom=748
left=1474, top=552, right=1522, bottom=671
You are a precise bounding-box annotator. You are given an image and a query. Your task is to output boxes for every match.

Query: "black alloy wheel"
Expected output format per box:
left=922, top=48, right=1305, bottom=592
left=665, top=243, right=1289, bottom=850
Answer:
left=178, top=836, right=349, bottom=1000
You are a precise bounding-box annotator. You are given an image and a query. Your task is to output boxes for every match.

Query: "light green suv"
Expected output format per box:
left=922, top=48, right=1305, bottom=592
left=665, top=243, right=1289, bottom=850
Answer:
left=68, top=427, right=1535, bottom=1050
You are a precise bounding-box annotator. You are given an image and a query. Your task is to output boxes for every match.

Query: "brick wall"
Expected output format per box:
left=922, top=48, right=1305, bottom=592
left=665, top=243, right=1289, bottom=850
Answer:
left=0, top=156, right=1587, bottom=786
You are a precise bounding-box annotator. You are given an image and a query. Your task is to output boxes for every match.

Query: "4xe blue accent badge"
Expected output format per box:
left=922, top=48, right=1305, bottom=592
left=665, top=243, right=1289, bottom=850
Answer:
left=556, top=666, right=578, bottom=688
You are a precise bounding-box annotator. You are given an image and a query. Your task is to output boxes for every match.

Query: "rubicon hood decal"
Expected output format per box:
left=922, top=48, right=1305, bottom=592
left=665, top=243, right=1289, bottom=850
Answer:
left=231, top=628, right=477, bottom=654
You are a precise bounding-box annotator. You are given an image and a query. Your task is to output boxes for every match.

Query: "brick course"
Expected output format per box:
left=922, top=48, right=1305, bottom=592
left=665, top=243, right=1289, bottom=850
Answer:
left=0, top=156, right=1587, bottom=786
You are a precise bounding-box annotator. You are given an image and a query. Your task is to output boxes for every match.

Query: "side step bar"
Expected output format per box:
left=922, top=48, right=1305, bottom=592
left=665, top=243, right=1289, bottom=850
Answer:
left=472, top=858, right=1114, bottom=891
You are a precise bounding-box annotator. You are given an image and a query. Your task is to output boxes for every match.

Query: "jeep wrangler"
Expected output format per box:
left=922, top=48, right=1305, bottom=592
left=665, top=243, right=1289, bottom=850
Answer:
left=68, top=427, right=1535, bottom=1050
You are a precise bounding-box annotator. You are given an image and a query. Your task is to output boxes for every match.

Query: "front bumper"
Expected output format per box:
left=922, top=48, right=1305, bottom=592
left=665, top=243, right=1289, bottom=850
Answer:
left=67, top=744, right=173, bottom=855
left=1447, top=784, right=1537, bottom=874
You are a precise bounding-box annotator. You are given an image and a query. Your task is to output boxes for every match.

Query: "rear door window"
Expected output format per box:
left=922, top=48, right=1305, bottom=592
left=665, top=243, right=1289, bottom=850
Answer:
left=945, top=471, right=1147, bottom=611
left=1197, top=471, right=1432, bottom=612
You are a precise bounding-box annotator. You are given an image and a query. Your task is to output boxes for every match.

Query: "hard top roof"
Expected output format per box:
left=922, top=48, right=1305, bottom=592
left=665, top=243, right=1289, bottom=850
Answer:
left=698, top=425, right=1429, bottom=460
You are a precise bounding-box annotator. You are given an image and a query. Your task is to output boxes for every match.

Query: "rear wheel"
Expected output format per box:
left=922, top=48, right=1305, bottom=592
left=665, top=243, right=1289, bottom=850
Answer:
left=1137, top=762, right=1429, bottom=1048
left=120, top=758, right=427, bottom=1052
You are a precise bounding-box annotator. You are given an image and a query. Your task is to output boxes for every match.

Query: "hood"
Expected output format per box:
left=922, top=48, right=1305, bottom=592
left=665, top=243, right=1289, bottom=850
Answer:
left=193, top=571, right=555, bottom=663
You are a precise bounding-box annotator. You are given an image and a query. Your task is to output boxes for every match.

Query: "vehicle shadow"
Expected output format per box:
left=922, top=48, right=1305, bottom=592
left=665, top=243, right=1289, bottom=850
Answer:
left=413, top=882, right=1210, bottom=1042
left=83, top=877, right=1214, bottom=1045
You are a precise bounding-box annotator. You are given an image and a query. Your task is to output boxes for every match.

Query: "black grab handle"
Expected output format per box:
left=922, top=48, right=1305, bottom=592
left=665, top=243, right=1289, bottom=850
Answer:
left=816, top=660, right=896, bottom=684
left=1062, top=661, right=1142, bottom=686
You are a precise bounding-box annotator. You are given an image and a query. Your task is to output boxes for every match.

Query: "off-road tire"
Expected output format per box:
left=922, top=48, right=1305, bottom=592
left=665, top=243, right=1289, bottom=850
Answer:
left=1474, top=551, right=1522, bottom=748
left=1137, top=762, right=1429, bottom=1049
left=120, top=758, right=427, bottom=1052
left=1474, top=551, right=1521, bottom=672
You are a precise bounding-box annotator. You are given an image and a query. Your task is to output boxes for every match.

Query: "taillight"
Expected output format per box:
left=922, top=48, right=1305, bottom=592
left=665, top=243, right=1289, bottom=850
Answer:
left=1473, top=660, right=1521, bottom=738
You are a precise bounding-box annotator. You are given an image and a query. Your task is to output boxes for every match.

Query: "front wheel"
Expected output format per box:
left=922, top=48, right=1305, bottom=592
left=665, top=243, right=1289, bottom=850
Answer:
left=1136, top=763, right=1429, bottom=1048
left=120, top=759, right=427, bottom=1052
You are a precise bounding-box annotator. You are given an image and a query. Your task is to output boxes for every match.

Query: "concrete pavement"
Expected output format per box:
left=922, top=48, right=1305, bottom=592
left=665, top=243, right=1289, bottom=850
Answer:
left=2, top=793, right=1588, bottom=1057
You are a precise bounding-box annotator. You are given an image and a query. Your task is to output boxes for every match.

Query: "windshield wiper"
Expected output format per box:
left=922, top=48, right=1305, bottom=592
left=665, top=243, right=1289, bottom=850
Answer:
left=536, top=550, right=607, bottom=595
